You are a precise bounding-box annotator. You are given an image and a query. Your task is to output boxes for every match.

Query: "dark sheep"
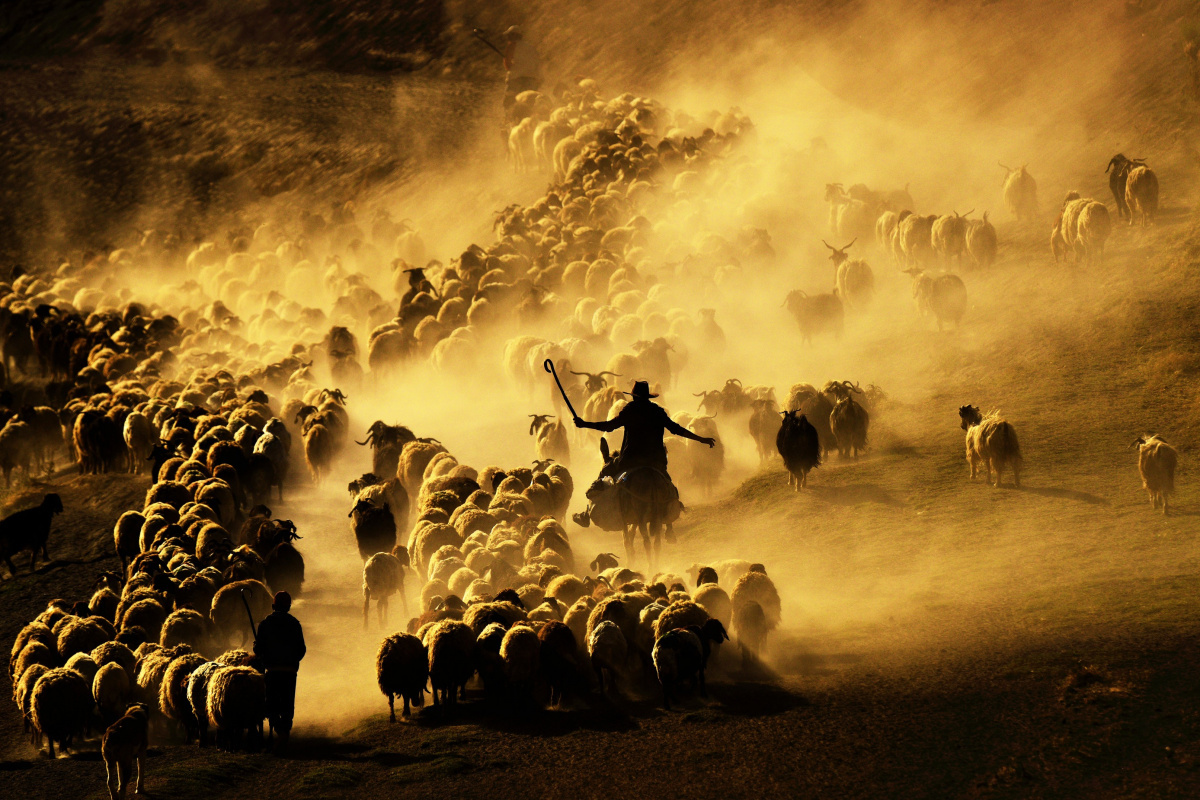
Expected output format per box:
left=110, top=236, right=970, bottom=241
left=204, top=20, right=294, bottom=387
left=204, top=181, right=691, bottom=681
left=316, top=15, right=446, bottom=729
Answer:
left=349, top=498, right=397, bottom=561
left=0, top=493, right=63, bottom=576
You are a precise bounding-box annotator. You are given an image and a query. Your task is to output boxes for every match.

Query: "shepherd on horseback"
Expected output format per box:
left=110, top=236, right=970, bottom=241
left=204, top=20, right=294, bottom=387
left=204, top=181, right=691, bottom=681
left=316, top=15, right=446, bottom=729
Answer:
left=572, top=381, right=715, bottom=567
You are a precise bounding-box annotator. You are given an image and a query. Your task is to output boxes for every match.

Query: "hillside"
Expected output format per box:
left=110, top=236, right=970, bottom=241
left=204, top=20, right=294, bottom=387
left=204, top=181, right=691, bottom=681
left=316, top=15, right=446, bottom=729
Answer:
left=3, top=0, right=1200, bottom=797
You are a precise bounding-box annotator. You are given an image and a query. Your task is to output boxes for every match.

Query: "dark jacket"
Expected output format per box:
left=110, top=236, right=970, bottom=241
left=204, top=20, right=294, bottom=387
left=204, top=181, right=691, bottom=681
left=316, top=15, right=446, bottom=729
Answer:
left=582, top=398, right=696, bottom=471
left=254, top=611, right=307, bottom=671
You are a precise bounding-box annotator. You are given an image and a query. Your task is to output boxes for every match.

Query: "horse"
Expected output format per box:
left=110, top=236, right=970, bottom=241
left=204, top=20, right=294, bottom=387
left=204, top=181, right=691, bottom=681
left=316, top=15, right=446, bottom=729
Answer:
left=589, top=438, right=681, bottom=571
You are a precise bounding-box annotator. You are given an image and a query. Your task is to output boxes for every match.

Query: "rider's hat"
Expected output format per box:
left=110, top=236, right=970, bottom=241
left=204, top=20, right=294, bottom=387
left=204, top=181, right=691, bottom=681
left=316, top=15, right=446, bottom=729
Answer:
left=628, top=380, right=657, bottom=400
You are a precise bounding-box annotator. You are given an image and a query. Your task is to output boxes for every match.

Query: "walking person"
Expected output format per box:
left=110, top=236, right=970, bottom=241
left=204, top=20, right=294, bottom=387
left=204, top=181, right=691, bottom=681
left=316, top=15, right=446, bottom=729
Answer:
left=501, top=25, right=541, bottom=120
left=253, top=591, right=306, bottom=755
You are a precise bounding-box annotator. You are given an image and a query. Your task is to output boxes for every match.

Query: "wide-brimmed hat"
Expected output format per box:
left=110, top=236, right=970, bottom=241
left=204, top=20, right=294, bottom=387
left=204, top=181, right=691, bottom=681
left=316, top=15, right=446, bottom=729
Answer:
left=628, top=380, right=657, bottom=399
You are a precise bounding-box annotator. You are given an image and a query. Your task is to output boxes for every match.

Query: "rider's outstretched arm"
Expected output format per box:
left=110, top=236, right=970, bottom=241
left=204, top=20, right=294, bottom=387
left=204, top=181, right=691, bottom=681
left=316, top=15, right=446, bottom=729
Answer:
left=665, top=417, right=716, bottom=447
left=574, top=416, right=621, bottom=433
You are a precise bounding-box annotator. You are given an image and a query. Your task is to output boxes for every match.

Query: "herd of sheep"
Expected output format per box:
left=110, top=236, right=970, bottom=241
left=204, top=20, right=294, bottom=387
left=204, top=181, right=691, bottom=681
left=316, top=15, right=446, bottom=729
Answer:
left=0, top=67, right=1184, bottom=798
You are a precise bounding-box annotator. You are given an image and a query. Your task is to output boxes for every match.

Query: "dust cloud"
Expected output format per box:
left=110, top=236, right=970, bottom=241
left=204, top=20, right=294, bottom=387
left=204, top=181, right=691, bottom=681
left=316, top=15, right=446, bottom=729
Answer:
left=27, top=0, right=1197, bottom=729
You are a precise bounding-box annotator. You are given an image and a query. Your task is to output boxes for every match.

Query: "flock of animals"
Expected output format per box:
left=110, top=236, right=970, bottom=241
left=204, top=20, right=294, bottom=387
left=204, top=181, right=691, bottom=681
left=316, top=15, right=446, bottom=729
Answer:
left=0, top=70, right=1183, bottom=797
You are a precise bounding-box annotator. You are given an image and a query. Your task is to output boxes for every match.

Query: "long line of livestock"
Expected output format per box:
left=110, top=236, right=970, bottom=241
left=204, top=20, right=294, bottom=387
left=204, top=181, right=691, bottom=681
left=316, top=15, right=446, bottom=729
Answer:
left=0, top=73, right=1182, bottom=800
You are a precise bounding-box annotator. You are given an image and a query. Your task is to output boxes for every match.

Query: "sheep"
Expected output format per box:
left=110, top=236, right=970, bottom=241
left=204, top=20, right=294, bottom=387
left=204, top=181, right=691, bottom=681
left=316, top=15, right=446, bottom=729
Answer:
left=206, top=664, right=266, bottom=751
left=376, top=632, right=428, bottom=720
left=931, top=210, right=973, bottom=268
left=529, top=414, right=570, bottom=466
left=363, top=551, right=406, bottom=627
left=966, top=212, right=997, bottom=268
left=93, top=662, right=134, bottom=726
left=1132, top=435, right=1177, bottom=514
left=776, top=410, right=821, bottom=490
left=730, top=566, right=781, bottom=634
left=906, top=269, right=967, bottom=331
left=693, top=584, right=732, bottom=628
left=186, top=661, right=222, bottom=746
left=160, top=608, right=210, bottom=651
left=999, top=163, right=1038, bottom=222
left=122, top=412, right=157, bottom=475
left=590, top=552, right=620, bottom=574
left=1074, top=200, right=1111, bottom=266
left=210, top=579, right=272, bottom=648
left=15, top=663, right=49, bottom=742
left=958, top=405, right=1022, bottom=488
left=653, top=619, right=728, bottom=709
left=897, top=213, right=936, bottom=269
left=30, top=666, right=94, bottom=757
left=0, top=492, right=63, bottom=576
left=425, top=619, right=476, bottom=706
left=654, top=599, right=710, bottom=638
left=501, top=623, right=541, bottom=700
left=587, top=619, right=627, bottom=698
left=827, top=381, right=869, bottom=459
left=733, top=600, right=769, bottom=663
left=102, top=704, right=149, bottom=800
left=57, top=615, right=111, bottom=659
left=159, top=652, right=207, bottom=740
left=0, top=419, right=34, bottom=485
left=1124, top=164, right=1158, bottom=227
left=350, top=498, right=397, bottom=561
left=302, top=422, right=334, bottom=484
left=784, top=290, right=843, bottom=344
left=11, top=621, right=56, bottom=676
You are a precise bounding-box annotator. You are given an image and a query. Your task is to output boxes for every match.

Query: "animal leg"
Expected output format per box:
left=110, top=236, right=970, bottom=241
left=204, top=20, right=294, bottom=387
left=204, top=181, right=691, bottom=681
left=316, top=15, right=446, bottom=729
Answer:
left=106, top=759, right=119, bottom=800
left=1011, top=462, right=1020, bottom=488
left=388, top=693, right=396, bottom=723
left=134, top=752, right=143, bottom=794
left=402, top=695, right=411, bottom=718
left=379, top=595, right=389, bottom=626
left=362, top=587, right=371, bottom=629
left=622, top=525, right=636, bottom=568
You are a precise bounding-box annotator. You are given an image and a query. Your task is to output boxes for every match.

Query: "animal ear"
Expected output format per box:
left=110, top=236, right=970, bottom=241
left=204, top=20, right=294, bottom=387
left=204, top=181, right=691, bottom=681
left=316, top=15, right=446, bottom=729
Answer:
left=600, top=437, right=610, bottom=460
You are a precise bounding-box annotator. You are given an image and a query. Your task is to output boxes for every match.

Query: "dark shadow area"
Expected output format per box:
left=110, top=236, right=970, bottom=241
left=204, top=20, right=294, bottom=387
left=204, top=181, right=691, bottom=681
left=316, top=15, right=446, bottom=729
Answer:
left=810, top=483, right=904, bottom=507
left=1016, top=485, right=1109, bottom=505
left=705, top=681, right=809, bottom=716
left=0, top=760, right=33, bottom=771
left=773, top=648, right=868, bottom=677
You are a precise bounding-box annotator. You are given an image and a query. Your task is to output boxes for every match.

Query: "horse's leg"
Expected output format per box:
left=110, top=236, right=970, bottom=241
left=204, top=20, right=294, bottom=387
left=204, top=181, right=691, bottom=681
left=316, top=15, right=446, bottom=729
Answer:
left=649, top=521, right=661, bottom=572
left=623, top=524, right=636, bottom=567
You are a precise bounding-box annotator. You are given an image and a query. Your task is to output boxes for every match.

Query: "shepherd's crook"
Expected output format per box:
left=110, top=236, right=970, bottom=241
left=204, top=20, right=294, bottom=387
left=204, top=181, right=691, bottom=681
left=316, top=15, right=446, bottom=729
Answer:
left=240, top=589, right=258, bottom=640
left=472, top=28, right=505, bottom=58
left=544, top=359, right=580, bottom=419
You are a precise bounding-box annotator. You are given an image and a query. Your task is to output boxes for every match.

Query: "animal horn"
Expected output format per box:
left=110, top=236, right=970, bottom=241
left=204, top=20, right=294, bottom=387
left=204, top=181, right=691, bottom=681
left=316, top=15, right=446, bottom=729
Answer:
left=962, top=208, right=974, bottom=217
left=998, top=162, right=1012, bottom=172
left=842, top=238, right=856, bottom=250
left=821, top=239, right=836, bottom=251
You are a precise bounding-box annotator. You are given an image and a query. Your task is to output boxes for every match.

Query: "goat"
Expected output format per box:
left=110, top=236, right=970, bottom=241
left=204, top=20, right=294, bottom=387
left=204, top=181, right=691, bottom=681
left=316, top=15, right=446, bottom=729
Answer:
left=905, top=269, right=967, bottom=330
left=784, top=290, right=844, bottom=344
left=827, top=381, right=869, bottom=458
left=776, top=410, right=821, bottom=490
left=958, top=405, right=1021, bottom=488
left=1131, top=435, right=1176, bottom=514
left=999, top=163, right=1039, bottom=222
left=1105, top=153, right=1140, bottom=220
left=1124, top=164, right=1158, bottom=227
left=529, top=414, right=571, bottom=467
left=824, top=239, right=874, bottom=310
